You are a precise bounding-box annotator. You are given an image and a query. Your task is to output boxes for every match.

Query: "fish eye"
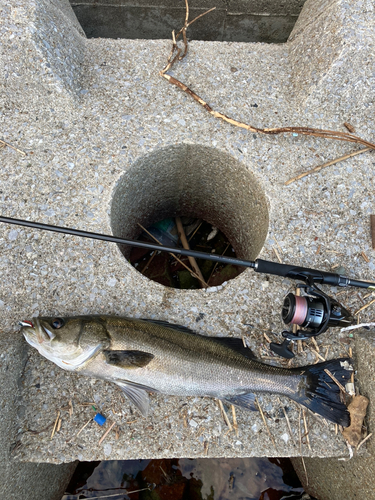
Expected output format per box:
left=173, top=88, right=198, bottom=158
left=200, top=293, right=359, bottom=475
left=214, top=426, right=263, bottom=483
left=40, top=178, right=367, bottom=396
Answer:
left=52, top=318, right=65, bottom=329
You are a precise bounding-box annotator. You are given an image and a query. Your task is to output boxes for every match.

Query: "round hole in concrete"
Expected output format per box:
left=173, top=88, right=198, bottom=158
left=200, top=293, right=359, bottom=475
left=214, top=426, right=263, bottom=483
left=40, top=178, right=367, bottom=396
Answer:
left=110, top=144, right=269, bottom=287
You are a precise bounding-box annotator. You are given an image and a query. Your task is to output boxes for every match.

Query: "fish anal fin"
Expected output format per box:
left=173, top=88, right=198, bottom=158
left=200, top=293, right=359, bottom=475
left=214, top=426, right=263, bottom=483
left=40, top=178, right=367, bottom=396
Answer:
left=116, top=381, right=151, bottom=417
left=223, top=392, right=257, bottom=411
left=104, top=350, right=154, bottom=369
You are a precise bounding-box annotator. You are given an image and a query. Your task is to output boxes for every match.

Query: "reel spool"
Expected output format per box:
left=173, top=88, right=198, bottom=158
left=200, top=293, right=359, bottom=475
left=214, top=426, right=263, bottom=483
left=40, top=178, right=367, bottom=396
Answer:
left=270, top=285, right=355, bottom=359
left=282, top=293, right=325, bottom=330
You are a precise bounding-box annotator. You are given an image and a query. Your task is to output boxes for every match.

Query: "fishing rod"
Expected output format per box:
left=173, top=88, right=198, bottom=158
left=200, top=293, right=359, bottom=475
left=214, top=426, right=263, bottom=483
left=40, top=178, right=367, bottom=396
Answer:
left=1, top=215, right=374, bottom=358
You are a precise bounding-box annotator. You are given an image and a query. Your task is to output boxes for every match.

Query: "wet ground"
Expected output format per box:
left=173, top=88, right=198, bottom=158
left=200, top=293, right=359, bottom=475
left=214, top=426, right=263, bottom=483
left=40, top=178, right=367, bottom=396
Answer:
left=62, top=457, right=309, bottom=500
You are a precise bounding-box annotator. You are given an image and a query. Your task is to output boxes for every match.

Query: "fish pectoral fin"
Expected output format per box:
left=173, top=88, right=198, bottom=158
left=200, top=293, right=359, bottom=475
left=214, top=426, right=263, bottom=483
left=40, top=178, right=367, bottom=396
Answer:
left=223, top=393, right=257, bottom=411
left=104, top=350, right=154, bottom=369
left=116, top=381, right=151, bottom=417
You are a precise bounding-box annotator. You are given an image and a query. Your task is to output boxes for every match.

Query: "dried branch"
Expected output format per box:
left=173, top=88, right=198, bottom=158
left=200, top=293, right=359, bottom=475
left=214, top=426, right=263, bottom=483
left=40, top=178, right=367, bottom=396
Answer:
left=160, top=1, right=375, bottom=153
left=217, top=399, right=233, bottom=431
left=0, top=138, right=26, bottom=156
left=285, top=147, right=372, bottom=185
left=175, top=216, right=206, bottom=287
left=256, top=397, right=276, bottom=450
left=137, top=222, right=209, bottom=287
left=50, top=410, right=60, bottom=440
left=355, top=298, right=375, bottom=316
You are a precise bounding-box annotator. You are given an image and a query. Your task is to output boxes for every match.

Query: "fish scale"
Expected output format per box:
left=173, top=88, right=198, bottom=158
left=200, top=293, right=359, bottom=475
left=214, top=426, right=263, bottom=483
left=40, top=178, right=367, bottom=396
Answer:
left=103, top=318, right=299, bottom=397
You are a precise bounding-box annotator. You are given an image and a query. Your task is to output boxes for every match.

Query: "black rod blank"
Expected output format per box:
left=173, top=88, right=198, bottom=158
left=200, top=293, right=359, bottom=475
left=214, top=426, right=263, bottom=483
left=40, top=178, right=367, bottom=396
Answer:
left=0, top=216, right=256, bottom=269
left=1, top=216, right=374, bottom=289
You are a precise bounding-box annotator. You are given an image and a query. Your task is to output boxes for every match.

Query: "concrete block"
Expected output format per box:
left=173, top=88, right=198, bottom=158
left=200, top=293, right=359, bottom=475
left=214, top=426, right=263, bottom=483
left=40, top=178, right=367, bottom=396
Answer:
left=0, top=337, right=77, bottom=499
left=1, top=0, right=374, bottom=464
left=292, top=327, right=375, bottom=499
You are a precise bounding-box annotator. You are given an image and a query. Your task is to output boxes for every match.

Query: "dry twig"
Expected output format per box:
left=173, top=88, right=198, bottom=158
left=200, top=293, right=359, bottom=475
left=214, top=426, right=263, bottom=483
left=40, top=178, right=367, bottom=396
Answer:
left=141, top=250, right=157, bottom=274
left=217, top=400, right=232, bottom=431
left=277, top=397, right=296, bottom=446
left=285, top=147, right=372, bottom=185
left=68, top=400, right=73, bottom=417
left=354, top=298, right=375, bottom=316
left=302, top=409, right=311, bottom=451
left=76, top=418, right=93, bottom=438
left=231, top=405, right=239, bottom=437
left=207, top=242, right=230, bottom=285
left=138, top=222, right=208, bottom=287
left=324, top=368, right=346, bottom=393
left=188, top=220, right=203, bottom=242
left=51, top=411, right=61, bottom=440
left=0, top=138, right=26, bottom=156
left=357, top=432, right=373, bottom=451
left=85, top=488, right=150, bottom=500
left=361, top=251, right=370, bottom=263
left=273, top=246, right=282, bottom=263
left=98, top=421, right=116, bottom=445
left=299, top=408, right=308, bottom=486
left=159, top=2, right=375, bottom=155
left=256, top=397, right=276, bottom=450
left=175, top=216, right=206, bottom=287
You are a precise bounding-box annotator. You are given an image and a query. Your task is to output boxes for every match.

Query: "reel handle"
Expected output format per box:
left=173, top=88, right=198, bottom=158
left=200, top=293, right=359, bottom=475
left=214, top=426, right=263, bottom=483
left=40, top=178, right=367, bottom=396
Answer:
left=270, top=338, right=295, bottom=359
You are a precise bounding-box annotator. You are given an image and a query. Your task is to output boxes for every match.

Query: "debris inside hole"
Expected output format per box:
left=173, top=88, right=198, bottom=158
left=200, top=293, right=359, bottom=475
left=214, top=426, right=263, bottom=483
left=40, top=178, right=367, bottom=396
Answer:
left=129, top=217, right=243, bottom=289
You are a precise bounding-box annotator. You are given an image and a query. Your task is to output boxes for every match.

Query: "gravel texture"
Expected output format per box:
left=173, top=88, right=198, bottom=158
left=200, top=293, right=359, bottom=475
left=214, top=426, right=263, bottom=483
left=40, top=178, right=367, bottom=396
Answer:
left=1, top=0, right=374, bottom=463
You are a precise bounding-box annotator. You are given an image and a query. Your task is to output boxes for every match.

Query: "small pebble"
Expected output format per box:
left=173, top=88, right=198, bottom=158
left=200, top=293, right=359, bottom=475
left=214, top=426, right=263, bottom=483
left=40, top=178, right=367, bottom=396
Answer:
left=103, top=443, right=112, bottom=456
left=8, top=230, right=19, bottom=241
left=280, top=433, right=289, bottom=444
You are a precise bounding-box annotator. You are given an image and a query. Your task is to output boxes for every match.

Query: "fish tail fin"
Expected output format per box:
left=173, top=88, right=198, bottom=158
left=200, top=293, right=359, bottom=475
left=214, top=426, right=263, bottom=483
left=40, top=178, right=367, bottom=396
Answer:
left=291, top=358, right=352, bottom=427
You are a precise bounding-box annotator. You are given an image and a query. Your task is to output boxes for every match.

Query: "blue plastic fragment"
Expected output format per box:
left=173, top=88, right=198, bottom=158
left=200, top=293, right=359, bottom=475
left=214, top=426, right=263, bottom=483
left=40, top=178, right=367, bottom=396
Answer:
left=93, top=413, right=106, bottom=426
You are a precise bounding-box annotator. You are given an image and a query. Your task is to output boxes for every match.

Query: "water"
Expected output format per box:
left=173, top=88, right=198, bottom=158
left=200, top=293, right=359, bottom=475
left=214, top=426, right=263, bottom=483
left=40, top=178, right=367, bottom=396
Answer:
left=62, top=457, right=308, bottom=500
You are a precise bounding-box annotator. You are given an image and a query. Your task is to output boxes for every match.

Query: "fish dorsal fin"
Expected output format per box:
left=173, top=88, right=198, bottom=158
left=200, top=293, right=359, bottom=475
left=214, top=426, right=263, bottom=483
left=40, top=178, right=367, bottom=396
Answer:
left=115, top=381, right=151, bottom=416
left=223, top=393, right=257, bottom=411
left=140, top=318, right=198, bottom=335
left=141, top=319, right=256, bottom=359
left=104, top=350, right=154, bottom=369
left=212, top=338, right=256, bottom=359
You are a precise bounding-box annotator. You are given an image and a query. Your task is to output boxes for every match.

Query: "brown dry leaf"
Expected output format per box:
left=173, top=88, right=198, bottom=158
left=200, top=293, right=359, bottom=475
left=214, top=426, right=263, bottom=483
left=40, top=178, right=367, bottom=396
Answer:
left=342, top=395, right=369, bottom=447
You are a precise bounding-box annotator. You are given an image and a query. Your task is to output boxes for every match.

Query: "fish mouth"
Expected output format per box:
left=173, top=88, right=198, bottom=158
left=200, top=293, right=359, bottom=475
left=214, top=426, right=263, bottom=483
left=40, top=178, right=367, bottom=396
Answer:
left=20, top=318, right=53, bottom=346
left=19, top=320, right=34, bottom=328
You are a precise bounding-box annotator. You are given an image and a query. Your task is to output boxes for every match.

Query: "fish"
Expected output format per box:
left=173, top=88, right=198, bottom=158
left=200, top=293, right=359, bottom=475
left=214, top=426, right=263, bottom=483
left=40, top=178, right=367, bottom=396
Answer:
left=20, top=315, right=352, bottom=426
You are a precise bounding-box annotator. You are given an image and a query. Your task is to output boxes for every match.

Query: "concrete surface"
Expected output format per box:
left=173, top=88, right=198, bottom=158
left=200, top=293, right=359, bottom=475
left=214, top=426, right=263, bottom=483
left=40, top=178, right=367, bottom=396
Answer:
left=1, top=0, right=374, bottom=466
left=0, top=336, right=76, bottom=499
left=291, top=328, right=375, bottom=499
left=70, top=0, right=306, bottom=43
left=292, top=455, right=375, bottom=500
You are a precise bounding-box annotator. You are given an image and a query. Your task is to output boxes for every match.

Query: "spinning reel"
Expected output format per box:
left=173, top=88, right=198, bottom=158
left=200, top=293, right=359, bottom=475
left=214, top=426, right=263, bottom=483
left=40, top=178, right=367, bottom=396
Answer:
left=270, top=282, right=354, bottom=359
